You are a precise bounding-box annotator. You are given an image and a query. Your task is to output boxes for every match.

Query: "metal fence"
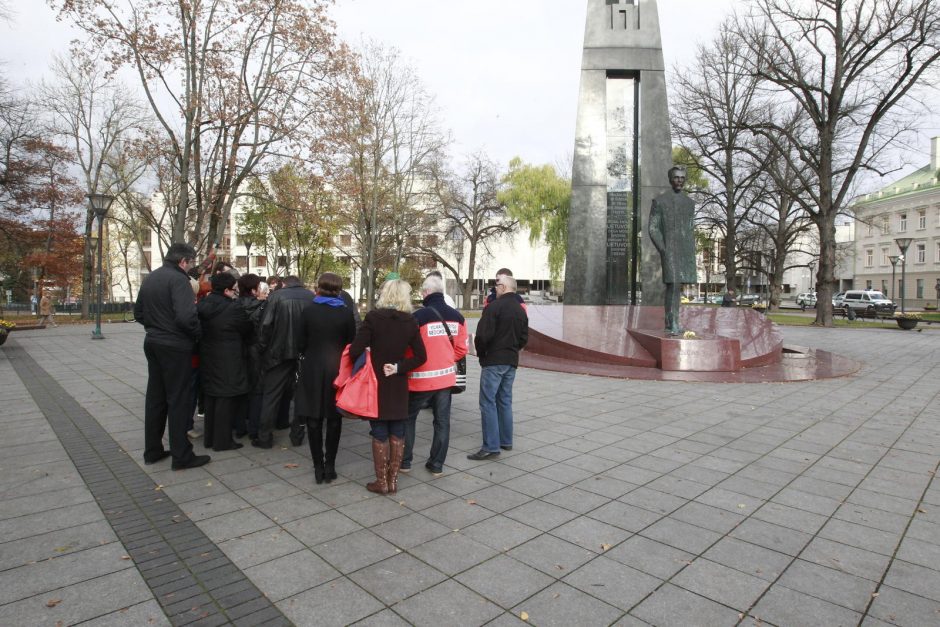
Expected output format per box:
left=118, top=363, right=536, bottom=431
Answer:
left=1, top=301, right=134, bottom=316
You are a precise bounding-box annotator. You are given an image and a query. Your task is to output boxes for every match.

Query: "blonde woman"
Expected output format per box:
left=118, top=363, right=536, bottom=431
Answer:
left=349, top=279, right=426, bottom=494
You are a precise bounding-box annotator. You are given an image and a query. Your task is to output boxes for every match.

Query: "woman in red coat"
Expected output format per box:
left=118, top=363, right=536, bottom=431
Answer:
left=349, top=279, right=426, bottom=494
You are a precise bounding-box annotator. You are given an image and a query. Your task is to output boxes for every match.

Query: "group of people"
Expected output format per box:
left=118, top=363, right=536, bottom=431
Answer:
left=134, top=243, right=530, bottom=494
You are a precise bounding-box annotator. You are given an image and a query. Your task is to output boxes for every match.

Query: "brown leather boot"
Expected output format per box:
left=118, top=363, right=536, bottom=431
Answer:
left=387, top=435, right=405, bottom=494
left=366, top=438, right=390, bottom=494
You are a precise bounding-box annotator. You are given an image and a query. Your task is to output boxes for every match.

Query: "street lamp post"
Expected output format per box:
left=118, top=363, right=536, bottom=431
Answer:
left=888, top=255, right=899, bottom=301
left=808, top=259, right=817, bottom=293
left=452, top=235, right=465, bottom=309
left=895, top=237, right=913, bottom=313
left=88, top=193, right=114, bottom=340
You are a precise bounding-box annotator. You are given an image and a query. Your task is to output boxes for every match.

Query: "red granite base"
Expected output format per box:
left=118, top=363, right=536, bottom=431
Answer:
left=628, top=329, right=741, bottom=372
left=520, top=305, right=858, bottom=382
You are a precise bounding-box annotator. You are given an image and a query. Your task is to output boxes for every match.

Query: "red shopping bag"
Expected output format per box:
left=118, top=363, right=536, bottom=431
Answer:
left=335, top=347, right=379, bottom=419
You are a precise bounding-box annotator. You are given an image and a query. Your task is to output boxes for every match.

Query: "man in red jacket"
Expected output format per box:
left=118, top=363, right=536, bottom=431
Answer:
left=403, top=274, right=468, bottom=475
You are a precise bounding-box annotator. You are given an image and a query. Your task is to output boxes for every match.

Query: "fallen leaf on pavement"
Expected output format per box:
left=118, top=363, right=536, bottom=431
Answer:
left=520, top=611, right=529, bottom=621
left=120, top=555, right=131, bottom=560
left=600, top=543, right=612, bottom=551
left=46, top=599, right=62, bottom=608
left=466, top=499, right=477, bottom=505
left=284, top=463, right=299, bottom=469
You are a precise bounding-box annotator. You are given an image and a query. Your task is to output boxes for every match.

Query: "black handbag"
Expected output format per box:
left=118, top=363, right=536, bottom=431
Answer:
left=425, top=306, right=466, bottom=394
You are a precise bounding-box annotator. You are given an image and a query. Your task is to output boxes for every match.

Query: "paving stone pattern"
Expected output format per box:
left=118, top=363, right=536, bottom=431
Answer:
left=2, top=322, right=939, bottom=626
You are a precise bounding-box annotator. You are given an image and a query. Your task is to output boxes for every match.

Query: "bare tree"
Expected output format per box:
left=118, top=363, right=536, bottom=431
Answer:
left=735, top=0, right=940, bottom=325
left=671, top=22, right=765, bottom=291
left=329, top=42, right=448, bottom=306
left=421, top=153, right=517, bottom=306
left=39, top=51, right=149, bottom=317
left=50, top=0, right=352, bottom=252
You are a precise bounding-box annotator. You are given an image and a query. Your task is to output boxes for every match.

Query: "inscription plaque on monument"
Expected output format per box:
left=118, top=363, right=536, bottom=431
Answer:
left=606, top=191, right=631, bottom=304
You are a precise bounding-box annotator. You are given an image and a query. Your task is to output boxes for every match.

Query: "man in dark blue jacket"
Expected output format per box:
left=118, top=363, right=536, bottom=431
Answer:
left=135, top=243, right=210, bottom=471
left=468, top=275, right=528, bottom=460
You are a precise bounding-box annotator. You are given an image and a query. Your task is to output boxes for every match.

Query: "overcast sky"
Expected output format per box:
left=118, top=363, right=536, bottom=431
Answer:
left=2, top=0, right=937, bottom=185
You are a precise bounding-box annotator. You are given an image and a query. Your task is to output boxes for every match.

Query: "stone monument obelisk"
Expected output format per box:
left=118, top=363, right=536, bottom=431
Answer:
left=564, top=0, right=671, bottom=306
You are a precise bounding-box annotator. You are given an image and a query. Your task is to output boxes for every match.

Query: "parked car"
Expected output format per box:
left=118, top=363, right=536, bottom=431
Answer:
left=737, top=294, right=761, bottom=305
left=832, top=292, right=845, bottom=307
left=839, top=290, right=896, bottom=314
left=796, top=292, right=817, bottom=309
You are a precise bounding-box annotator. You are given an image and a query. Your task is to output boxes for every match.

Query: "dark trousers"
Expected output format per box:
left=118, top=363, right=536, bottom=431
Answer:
left=204, top=395, right=244, bottom=451
left=258, top=360, right=297, bottom=444
left=144, top=341, right=196, bottom=465
left=404, top=389, right=452, bottom=472
left=305, top=414, right=342, bottom=467
left=369, top=420, right=405, bottom=442
left=245, top=391, right=262, bottom=438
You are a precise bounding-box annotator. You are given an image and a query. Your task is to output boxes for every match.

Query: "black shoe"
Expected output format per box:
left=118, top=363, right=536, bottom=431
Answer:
left=251, top=438, right=273, bottom=449
left=289, top=433, right=305, bottom=447
left=215, top=442, right=244, bottom=451
left=467, top=449, right=500, bottom=461
left=172, top=454, right=211, bottom=471
left=424, top=462, right=443, bottom=476
left=144, top=451, right=171, bottom=465
left=324, top=464, right=337, bottom=483
left=314, top=466, right=325, bottom=484
left=500, top=445, right=513, bottom=451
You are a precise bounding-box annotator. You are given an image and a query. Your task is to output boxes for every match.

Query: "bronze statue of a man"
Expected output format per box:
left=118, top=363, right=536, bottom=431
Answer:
left=648, top=166, right=697, bottom=335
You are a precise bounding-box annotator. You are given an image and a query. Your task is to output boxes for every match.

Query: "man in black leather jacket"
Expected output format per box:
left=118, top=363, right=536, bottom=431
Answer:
left=254, top=275, right=314, bottom=448
left=134, top=242, right=210, bottom=471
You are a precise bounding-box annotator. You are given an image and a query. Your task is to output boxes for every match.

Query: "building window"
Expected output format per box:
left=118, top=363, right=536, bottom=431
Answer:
left=917, top=278, right=924, bottom=299
left=881, top=280, right=888, bottom=294
left=899, top=213, right=907, bottom=232
left=340, top=234, right=352, bottom=247
left=865, top=249, right=873, bottom=267
left=235, top=255, right=248, bottom=268
left=918, top=209, right=926, bottom=230
left=916, top=243, right=926, bottom=263
left=881, top=247, right=889, bottom=265
left=882, top=216, right=889, bottom=234
left=936, top=242, right=940, bottom=263
left=867, top=223, right=873, bottom=237
left=866, top=279, right=873, bottom=290
left=254, top=255, right=267, bottom=267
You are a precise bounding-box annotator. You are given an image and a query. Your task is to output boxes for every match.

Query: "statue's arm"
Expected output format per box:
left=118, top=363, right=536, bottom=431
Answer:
left=648, top=199, right=664, bottom=252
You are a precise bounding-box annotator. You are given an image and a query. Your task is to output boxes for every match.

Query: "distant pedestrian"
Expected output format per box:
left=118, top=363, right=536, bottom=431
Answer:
left=38, top=291, right=57, bottom=327
left=403, top=274, right=468, bottom=476
left=349, top=279, right=426, bottom=494
left=426, top=270, right=457, bottom=309
left=469, top=275, right=528, bottom=461
left=721, top=289, right=736, bottom=307
left=295, top=272, right=356, bottom=484
left=134, top=242, right=210, bottom=470
left=30, top=293, right=38, bottom=315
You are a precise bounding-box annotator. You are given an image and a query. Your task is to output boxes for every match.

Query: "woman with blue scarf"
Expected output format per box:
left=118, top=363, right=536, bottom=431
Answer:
left=296, top=272, right=357, bottom=483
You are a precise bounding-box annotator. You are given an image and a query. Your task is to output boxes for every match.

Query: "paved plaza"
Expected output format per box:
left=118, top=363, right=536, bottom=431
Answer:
left=1, top=321, right=939, bottom=626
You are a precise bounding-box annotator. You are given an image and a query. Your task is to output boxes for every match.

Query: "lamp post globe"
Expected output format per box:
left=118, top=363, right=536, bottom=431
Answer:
left=87, top=193, right=115, bottom=340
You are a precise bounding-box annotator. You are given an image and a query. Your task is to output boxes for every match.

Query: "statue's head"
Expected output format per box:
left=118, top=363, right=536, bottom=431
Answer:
left=668, top=166, right=686, bottom=192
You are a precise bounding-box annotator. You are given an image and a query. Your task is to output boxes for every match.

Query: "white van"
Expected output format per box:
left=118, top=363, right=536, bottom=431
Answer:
left=840, top=290, right=895, bottom=314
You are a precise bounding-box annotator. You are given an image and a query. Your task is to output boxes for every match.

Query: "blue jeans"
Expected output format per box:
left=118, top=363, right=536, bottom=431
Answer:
left=479, top=364, right=516, bottom=453
left=369, top=420, right=405, bottom=442
left=404, top=389, right=452, bottom=471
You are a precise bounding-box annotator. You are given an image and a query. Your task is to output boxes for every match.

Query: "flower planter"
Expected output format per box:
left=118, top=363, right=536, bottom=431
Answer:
left=896, top=318, right=918, bottom=330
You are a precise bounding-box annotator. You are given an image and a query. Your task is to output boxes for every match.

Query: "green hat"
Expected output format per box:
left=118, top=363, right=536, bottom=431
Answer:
left=384, top=271, right=400, bottom=281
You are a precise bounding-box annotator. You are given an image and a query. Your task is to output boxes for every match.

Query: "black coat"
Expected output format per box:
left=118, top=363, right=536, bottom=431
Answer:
left=134, top=261, right=201, bottom=350
left=238, top=295, right=267, bottom=392
left=475, top=292, right=529, bottom=367
left=349, top=309, right=426, bottom=421
left=197, top=292, right=253, bottom=397
left=295, top=301, right=357, bottom=419
left=257, top=285, right=315, bottom=369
